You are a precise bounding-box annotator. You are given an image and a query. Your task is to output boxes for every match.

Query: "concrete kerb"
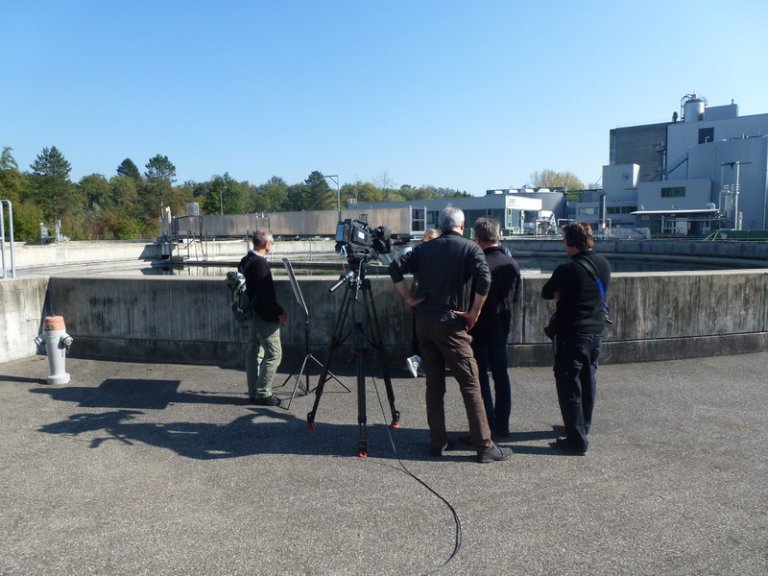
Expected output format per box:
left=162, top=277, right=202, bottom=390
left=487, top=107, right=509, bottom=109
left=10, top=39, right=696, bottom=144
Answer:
left=1, top=352, right=766, bottom=576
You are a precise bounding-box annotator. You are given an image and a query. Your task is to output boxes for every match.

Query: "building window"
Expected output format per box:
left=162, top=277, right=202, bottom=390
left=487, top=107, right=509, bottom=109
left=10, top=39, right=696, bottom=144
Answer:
left=698, top=127, right=714, bottom=144
left=411, top=207, right=426, bottom=233
left=661, top=186, right=685, bottom=198
left=579, top=207, right=596, bottom=215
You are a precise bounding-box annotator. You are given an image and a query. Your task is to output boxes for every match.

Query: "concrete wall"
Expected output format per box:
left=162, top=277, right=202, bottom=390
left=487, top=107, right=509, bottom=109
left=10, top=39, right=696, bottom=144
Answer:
left=10, top=241, right=160, bottom=271
left=3, top=269, right=767, bottom=368
left=7, top=239, right=341, bottom=273
left=506, top=238, right=768, bottom=265
left=0, top=276, right=49, bottom=361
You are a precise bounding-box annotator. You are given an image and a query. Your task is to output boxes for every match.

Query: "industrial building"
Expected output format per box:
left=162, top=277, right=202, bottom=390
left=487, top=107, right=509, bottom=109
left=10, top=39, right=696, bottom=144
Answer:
left=601, top=93, right=768, bottom=236
left=484, top=93, right=768, bottom=238
left=354, top=193, right=543, bottom=237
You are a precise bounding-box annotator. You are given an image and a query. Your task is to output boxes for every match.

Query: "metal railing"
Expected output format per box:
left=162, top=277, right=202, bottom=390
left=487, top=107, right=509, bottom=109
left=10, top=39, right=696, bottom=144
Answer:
left=0, top=199, right=16, bottom=278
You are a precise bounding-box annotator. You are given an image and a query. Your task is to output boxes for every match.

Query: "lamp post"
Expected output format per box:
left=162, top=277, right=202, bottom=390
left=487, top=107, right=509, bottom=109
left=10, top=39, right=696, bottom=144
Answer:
left=322, top=174, right=341, bottom=221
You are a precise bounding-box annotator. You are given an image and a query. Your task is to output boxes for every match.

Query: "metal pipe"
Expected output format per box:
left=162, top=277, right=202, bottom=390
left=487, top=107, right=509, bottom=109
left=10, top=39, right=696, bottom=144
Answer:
left=0, top=199, right=16, bottom=278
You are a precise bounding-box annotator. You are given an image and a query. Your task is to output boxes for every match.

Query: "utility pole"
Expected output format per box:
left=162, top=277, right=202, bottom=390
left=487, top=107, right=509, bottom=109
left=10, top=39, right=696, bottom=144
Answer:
left=323, top=174, right=341, bottom=221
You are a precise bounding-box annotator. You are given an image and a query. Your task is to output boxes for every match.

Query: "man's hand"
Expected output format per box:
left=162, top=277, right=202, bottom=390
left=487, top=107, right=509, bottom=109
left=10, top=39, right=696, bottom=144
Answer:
left=455, top=293, right=487, bottom=331
left=454, top=309, right=480, bottom=331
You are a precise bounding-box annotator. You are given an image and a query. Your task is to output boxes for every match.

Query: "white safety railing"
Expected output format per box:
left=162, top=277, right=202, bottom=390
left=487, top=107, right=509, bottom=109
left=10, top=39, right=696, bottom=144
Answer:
left=0, top=199, right=16, bottom=279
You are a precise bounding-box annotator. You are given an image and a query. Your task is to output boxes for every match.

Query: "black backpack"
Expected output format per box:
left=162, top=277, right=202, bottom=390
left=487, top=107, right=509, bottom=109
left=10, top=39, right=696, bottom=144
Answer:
left=225, top=253, right=257, bottom=325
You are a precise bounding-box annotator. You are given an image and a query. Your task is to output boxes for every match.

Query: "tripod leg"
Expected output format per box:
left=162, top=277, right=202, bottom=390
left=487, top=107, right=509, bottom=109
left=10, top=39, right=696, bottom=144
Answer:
left=307, top=283, right=352, bottom=428
left=354, top=339, right=368, bottom=458
left=284, top=355, right=311, bottom=410
left=363, top=279, right=400, bottom=428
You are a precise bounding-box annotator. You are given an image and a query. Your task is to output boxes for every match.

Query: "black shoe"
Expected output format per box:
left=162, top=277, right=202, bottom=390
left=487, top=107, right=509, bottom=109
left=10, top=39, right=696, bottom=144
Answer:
left=252, top=395, right=281, bottom=407
left=550, top=437, right=587, bottom=456
left=429, top=439, right=456, bottom=457
left=477, top=445, right=512, bottom=464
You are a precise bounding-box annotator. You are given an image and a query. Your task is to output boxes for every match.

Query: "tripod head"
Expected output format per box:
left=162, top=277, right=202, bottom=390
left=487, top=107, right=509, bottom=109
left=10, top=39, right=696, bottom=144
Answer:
left=328, top=258, right=368, bottom=298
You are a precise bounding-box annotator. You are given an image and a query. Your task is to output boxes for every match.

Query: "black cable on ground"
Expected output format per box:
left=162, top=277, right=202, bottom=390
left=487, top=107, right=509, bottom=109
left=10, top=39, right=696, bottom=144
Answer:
left=371, top=376, right=462, bottom=576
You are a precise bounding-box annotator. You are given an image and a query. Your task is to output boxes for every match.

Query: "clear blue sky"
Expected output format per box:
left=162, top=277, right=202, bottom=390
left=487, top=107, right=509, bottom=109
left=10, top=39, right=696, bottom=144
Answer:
left=2, top=0, right=767, bottom=195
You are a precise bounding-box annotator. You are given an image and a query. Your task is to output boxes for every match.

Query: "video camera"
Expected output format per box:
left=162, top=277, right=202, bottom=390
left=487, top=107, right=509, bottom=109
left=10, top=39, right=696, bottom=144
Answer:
left=335, top=217, right=392, bottom=264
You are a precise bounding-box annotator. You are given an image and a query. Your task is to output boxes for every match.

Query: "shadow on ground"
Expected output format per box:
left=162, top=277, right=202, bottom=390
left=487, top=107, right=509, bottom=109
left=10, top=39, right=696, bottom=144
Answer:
left=30, top=377, right=565, bottom=462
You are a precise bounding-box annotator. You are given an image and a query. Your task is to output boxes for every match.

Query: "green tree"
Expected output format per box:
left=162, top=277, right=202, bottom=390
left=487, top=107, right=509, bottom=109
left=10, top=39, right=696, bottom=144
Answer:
left=1, top=146, right=19, bottom=171
left=141, top=154, right=176, bottom=224
left=530, top=169, right=584, bottom=191
left=285, top=183, right=306, bottom=211
left=0, top=148, right=34, bottom=239
left=28, top=146, right=76, bottom=222
left=117, top=158, right=142, bottom=182
left=8, top=201, right=44, bottom=242
left=79, top=173, right=112, bottom=212
left=144, top=154, right=176, bottom=183
left=201, top=173, right=244, bottom=215
left=248, top=176, right=288, bottom=212
left=354, top=181, right=384, bottom=203
left=110, top=175, right=142, bottom=218
left=302, top=171, right=335, bottom=210
left=0, top=148, right=25, bottom=204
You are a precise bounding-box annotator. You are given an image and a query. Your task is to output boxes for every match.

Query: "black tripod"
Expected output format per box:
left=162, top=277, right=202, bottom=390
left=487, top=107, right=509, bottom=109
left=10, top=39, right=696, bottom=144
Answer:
left=276, top=258, right=347, bottom=409
left=308, top=258, right=400, bottom=458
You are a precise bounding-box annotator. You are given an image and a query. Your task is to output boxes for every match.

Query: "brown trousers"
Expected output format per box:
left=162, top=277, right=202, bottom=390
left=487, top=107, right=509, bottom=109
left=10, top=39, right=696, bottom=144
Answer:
left=415, top=317, right=494, bottom=453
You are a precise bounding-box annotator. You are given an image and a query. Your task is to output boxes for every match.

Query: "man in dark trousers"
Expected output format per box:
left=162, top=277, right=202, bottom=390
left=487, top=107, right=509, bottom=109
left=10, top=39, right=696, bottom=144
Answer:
left=542, top=222, right=611, bottom=455
left=389, top=206, right=511, bottom=464
left=469, top=218, right=520, bottom=438
left=240, top=228, right=287, bottom=406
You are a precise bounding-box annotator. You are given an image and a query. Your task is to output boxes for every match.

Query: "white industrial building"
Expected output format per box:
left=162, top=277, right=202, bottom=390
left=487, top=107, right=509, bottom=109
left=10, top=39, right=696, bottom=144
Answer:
left=600, top=94, right=768, bottom=236
left=354, top=193, right=543, bottom=237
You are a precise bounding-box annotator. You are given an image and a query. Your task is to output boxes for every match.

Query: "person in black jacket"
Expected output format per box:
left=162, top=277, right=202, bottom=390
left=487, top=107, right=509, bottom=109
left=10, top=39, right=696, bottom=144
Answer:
left=542, top=222, right=610, bottom=455
left=240, top=228, right=287, bottom=406
left=469, top=218, right=520, bottom=437
left=389, top=207, right=511, bottom=464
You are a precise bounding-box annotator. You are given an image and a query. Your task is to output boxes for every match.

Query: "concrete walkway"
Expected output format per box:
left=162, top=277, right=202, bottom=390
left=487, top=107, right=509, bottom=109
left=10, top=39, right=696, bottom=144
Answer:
left=1, top=351, right=766, bottom=576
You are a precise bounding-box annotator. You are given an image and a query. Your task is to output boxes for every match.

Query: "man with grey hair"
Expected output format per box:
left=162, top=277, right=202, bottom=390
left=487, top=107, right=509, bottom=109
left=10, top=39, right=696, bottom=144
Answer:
left=240, top=228, right=287, bottom=406
left=389, top=207, right=512, bottom=463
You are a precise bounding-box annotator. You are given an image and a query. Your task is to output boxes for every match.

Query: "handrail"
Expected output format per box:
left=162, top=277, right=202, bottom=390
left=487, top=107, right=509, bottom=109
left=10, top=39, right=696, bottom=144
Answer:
left=0, top=199, right=16, bottom=279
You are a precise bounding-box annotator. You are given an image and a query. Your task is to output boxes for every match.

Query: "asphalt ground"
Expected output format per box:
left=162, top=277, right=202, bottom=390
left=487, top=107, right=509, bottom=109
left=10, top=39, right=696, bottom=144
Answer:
left=1, top=351, right=766, bottom=576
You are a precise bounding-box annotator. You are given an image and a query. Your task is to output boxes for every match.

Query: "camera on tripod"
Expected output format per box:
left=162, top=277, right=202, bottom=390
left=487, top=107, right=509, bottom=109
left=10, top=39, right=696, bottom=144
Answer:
left=335, top=217, right=392, bottom=264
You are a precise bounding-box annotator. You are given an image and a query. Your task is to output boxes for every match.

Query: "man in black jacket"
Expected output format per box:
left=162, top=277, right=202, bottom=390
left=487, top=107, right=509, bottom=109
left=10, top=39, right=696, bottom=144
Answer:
left=542, top=222, right=611, bottom=455
left=389, top=207, right=511, bottom=464
left=240, top=228, right=287, bottom=406
left=469, top=218, right=520, bottom=437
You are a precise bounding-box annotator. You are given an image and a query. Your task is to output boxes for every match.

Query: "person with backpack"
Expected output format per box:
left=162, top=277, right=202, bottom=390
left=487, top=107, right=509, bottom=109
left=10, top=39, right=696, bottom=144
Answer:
left=240, top=228, right=287, bottom=406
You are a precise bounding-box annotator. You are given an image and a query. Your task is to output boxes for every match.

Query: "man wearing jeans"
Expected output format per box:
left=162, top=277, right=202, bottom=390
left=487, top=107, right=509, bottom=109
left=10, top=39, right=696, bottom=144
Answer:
left=542, top=222, right=610, bottom=455
left=241, top=228, right=287, bottom=406
left=469, top=218, right=520, bottom=437
left=389, top=207, right=511, bottom=464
